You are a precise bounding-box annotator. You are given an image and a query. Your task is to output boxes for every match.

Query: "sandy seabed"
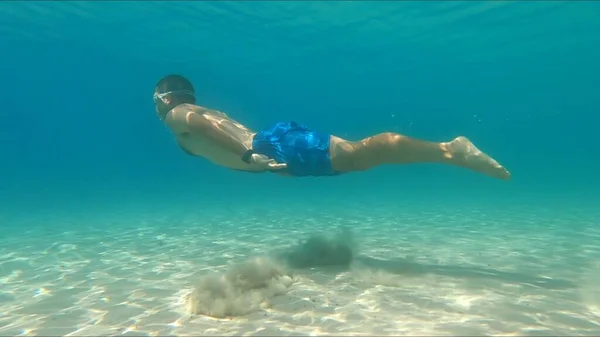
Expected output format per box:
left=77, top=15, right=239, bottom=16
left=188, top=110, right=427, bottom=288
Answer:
left=1, top=204, right=600, bottom=336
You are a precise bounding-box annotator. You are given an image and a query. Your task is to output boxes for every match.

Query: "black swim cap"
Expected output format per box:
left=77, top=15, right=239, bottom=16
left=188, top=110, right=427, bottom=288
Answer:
left=155, top=74, right=195, bottom=94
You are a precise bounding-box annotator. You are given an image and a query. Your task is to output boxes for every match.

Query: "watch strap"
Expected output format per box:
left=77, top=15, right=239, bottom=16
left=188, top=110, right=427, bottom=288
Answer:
left=241, top=149, right=254, bottom=163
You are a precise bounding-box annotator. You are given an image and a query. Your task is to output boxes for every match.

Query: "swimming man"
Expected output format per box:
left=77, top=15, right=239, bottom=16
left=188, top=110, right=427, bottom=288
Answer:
left=153, top=74, right=510, bottom=180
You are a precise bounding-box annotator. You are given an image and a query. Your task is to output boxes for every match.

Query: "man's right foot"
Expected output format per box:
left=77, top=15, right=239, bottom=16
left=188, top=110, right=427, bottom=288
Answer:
left=446, top=136, right=511, bottom=180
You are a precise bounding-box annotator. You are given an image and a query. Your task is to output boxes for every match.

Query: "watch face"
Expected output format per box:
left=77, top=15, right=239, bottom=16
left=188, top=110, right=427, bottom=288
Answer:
left=242, top=149, right=254, bottom=163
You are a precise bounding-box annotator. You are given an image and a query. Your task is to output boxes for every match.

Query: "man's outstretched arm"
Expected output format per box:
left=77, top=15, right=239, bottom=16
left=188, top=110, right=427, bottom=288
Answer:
left=167, top=107, right=250, bottom=158
left=184, top=110, right=250, bottom=157
left=166, top=107, right=287, bottom=171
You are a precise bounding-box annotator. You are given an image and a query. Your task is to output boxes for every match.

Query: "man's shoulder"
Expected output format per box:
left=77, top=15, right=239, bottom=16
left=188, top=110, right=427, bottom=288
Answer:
left=166, top=104, right=208, bottom=126
left=170, top=103, right=206, bottom=115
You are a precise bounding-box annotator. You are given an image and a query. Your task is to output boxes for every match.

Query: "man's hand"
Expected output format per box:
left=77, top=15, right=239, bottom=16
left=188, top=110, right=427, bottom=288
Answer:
left=248, top=153, right=288, bottom=171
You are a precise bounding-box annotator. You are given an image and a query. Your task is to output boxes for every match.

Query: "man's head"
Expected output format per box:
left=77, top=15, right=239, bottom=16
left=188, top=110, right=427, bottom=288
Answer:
left=153, top=74, right=196, bottom=119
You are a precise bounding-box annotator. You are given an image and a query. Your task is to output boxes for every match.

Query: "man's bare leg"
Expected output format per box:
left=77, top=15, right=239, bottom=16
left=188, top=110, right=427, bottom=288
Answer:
left=329, top=133, right=510, bottom=180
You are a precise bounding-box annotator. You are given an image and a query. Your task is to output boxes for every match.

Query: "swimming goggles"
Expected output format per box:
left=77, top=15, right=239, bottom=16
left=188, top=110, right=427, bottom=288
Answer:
left=153, top=90, right=195, bottom=103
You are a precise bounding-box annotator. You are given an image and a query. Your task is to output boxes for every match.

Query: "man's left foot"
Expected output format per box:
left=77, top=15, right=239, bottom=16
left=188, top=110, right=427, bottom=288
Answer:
left=446, top=136, right=511, bottom=180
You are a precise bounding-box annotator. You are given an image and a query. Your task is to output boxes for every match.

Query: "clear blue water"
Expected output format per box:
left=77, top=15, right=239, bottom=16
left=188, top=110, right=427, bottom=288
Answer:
left=1, top=2, right=600, bottom=335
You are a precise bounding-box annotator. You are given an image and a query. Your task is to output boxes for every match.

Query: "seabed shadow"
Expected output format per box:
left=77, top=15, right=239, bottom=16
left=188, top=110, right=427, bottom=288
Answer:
left=274, top=227, right=575, bottom=290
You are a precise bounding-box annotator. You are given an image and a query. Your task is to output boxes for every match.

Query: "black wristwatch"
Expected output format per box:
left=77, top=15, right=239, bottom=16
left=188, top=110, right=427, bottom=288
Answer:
left=241, top=149, right=254, bottom=164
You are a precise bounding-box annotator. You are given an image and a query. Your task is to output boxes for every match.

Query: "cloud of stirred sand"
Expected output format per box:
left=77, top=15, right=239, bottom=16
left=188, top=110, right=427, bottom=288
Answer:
left=187, top=257, right=294, bottom=318
left=186, top=227, right=356, bottom=318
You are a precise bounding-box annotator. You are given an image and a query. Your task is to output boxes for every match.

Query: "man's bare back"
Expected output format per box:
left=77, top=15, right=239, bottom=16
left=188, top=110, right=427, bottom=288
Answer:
left=154, top=74, right=510, bottom=180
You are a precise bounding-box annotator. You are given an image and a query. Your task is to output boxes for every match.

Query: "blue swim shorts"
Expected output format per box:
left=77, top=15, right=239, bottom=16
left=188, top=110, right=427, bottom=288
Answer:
left=251, top=121, right=338, bottom=177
